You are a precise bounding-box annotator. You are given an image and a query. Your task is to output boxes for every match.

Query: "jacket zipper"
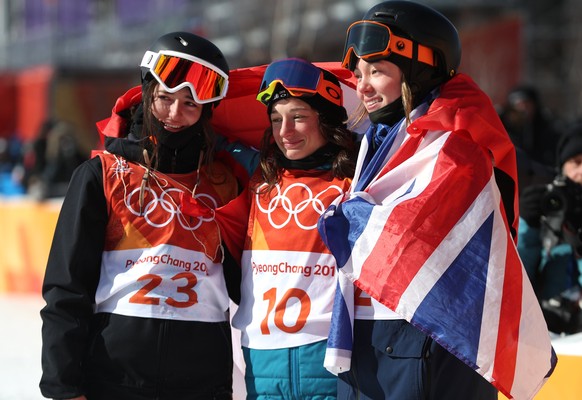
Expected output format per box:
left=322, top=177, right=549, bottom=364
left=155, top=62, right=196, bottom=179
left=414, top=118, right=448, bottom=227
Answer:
left=290, top=347, right=300, bottom=399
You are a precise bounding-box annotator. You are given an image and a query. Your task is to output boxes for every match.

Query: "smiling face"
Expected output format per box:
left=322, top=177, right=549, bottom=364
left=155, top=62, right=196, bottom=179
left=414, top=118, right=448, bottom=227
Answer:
left=354, top=58, right=403, bottom=113
left=270, top=97, right=327, bottom=160
left=151, top=85, right=203, bottom=131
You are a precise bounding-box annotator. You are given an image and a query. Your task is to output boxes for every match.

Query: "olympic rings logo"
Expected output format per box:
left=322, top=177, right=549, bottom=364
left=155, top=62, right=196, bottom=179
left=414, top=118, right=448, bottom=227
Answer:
left=256, top=182, right=343, bottom=230
left=126, top=186, right=217, bottom=230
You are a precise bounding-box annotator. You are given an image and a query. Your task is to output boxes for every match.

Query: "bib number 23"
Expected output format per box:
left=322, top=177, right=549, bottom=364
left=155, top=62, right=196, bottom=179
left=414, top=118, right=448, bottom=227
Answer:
left=129, top=272, right=198, bottom=308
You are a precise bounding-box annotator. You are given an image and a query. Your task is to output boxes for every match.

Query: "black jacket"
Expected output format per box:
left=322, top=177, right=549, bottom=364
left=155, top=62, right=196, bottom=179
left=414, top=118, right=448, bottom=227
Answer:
left=40, top=91, right=241, bottom=399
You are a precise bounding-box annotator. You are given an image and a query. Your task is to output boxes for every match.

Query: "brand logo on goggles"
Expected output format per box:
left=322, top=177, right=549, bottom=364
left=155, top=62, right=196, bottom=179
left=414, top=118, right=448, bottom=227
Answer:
left=342, top=21, right=436, bottom=69
left=141, top=50, right=229, bottom=104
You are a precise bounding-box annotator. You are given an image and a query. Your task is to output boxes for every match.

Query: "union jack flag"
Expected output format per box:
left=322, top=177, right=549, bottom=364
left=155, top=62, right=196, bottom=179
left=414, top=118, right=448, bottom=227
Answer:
left=319, top=74, right=557, bottom=400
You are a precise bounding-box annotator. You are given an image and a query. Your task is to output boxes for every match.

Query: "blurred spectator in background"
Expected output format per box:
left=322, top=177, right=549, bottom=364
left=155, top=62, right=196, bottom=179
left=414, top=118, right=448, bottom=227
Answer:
left=517, top=120, right=582, bottom=334
left=499, top=85, right=560, bottom=193
left=24, top=119, right=85, bottom=199
left=0, top=135, right=25, bottom=196
left=23, top=118, right=54, bottom=191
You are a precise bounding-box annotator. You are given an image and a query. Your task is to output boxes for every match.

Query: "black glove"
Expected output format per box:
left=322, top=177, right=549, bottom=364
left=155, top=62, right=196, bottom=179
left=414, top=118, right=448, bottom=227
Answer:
left=519, top=184, right=548, bottom=228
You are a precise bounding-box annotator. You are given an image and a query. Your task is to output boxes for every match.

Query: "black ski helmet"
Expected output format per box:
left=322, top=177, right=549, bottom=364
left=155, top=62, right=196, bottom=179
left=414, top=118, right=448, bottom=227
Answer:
left=140, top=31, right=229, bottom=105
left=343, top=0, right=461, bottom=101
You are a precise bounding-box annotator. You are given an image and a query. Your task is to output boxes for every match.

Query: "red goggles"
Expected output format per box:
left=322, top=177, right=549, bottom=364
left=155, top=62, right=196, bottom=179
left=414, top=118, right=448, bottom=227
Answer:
left=342, top=21, right=436, bottom=70
left=140, top=50, right=229, bottom=104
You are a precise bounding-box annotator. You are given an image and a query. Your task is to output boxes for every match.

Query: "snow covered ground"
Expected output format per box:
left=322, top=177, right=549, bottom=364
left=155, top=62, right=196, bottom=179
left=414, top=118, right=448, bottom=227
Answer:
left=0, top=293, right=44, bottom=400
left=0, top=293, right=246, bottom=400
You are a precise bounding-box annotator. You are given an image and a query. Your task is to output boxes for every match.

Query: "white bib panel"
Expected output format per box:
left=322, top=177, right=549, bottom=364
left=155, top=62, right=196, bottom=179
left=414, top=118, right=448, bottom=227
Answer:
left=233, top=249, right=337, bottom=349
left=95, top=244, right=229, bottom=322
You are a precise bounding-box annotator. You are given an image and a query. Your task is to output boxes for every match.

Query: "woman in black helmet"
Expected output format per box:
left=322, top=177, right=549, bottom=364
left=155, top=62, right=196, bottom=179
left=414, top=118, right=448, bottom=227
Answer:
left=40, top=32, right=243, bottom=400
left=318, top=1, right=554, bottom=399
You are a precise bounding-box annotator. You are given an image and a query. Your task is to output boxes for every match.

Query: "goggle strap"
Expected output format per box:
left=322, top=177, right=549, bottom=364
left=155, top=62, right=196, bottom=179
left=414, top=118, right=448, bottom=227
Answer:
left=381, top=33, right=436, bottom=67
left=417, top=45, right=436, bottom=67
left=141, top=51, right=156, bottom=69
left=316, top=79, right=342, bottom=107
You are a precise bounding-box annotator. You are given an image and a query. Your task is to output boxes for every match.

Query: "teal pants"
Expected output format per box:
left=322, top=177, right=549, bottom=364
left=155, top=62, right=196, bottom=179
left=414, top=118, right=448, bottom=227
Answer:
left=243, top=340, right=337, bottom=400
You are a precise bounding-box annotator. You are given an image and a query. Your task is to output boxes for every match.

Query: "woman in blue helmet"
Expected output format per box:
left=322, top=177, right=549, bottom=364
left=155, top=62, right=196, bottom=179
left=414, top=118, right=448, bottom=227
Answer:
left=40, top=32, right=243, bottom=400
left=231, top=58, right=357, bottom=399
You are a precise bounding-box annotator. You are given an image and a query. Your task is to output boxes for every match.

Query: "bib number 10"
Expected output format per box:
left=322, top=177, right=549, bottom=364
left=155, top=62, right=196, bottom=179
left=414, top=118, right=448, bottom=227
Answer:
left=260, top=288, right=311, bottom=335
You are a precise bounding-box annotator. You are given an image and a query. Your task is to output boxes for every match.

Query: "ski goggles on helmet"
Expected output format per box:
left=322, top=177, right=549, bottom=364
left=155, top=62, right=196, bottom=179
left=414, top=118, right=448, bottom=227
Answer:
left=257, top=58, right=342, bottom=107
left=140, top=50, right=229, bottom=104
left=342, top=20, right=436, bottom=70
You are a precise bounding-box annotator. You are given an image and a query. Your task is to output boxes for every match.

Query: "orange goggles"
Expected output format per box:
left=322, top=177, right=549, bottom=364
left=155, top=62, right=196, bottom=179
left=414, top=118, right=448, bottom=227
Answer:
left=140, top=50, right=229, bottom=104
left=342, top=21, right=436, bottom=70
left=257, top=58, right=342, bottom=107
